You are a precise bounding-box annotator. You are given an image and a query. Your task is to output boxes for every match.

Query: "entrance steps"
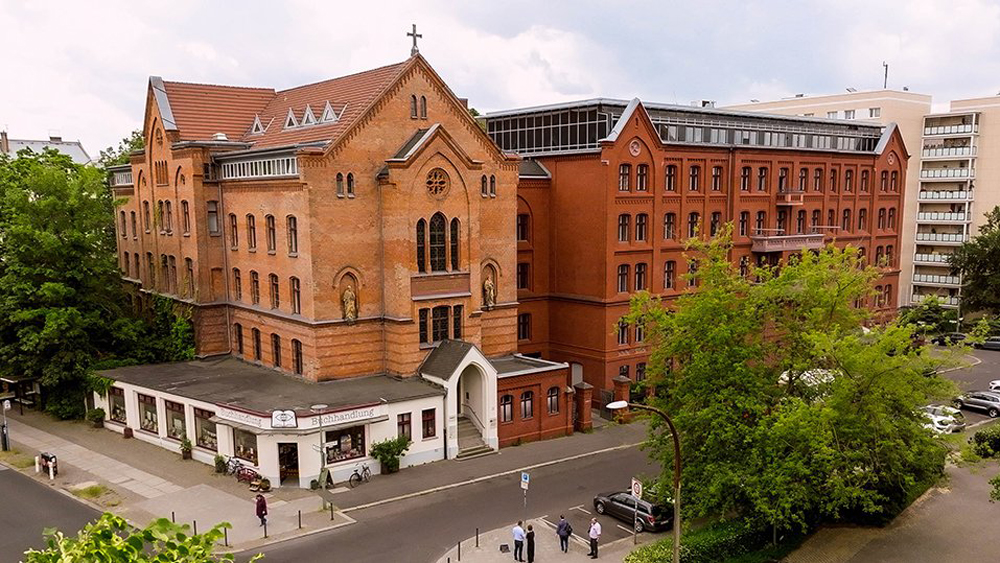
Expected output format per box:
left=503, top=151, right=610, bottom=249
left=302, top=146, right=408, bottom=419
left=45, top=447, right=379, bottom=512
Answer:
left=456, top=415, right=495, bottom=460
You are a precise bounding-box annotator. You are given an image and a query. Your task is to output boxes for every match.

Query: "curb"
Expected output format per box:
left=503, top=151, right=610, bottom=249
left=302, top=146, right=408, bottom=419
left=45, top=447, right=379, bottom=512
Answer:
left=225, top=512, right=357, bottom=555
left=343, top=442, right=643, bottom=513
left=937, top=353, right=983, bottom=375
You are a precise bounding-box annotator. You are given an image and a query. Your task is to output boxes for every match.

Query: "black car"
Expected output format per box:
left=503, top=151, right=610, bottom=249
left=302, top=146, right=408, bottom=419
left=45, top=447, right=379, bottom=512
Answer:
left=932, top=332, right=966, bottom=346
left=593, top=491, right=672, bottom=533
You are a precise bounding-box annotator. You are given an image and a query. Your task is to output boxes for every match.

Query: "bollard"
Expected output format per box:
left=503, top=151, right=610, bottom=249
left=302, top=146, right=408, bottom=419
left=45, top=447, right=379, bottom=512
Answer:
left=263, top=521, right=268, bottom=539
left=458, top=540, right=461, bottom=561
left=330, top=503, right=335, bottom=521
left=298, top=509, right=302, bottom=529
left=48, top=463, right=54, bottom=481
left=171, top=511, right=175, bottom=523
left=223, top=527, right=228, bottom=547
left=476, top=528, right=479, bottom=548
left=193, top=520, right=198, bottom=535
left=34, top=456, right=40, bottom=474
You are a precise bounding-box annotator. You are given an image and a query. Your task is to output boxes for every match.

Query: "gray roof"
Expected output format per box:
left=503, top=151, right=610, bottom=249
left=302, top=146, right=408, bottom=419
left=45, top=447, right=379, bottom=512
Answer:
left=418, top=340, right=476, bottom=379
left=4, top=138, right=91, bottom=164
left=392, top=128, right=432, bottom=159
left=519, top=159, right=551, bottom=179
left=102, top=356, right=444, bottom=416
left=491, top=354, right=567, bottom=377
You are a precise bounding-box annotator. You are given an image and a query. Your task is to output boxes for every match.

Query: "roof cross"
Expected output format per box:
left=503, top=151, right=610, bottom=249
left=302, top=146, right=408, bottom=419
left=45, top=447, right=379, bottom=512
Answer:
left=408, top=24, right=422, bottom=56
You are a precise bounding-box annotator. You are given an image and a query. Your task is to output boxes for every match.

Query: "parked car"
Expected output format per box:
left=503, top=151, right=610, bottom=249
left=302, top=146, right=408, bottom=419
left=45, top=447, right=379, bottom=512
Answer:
left=931, top=333, right=967, bottom=346
left=920, top=405, right=966, bottom=433
left=593, top=492, right=672, bottom=533
left=954, top=391, right=1000, bottom=418
left=973, top=336, right=1000, bottom=351
left=989, top=380, right=1000, bottom=391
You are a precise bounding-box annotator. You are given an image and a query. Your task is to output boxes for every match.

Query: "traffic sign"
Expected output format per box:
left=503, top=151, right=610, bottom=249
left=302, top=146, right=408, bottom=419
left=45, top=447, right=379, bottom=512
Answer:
left=2, top=400, right=9, bottom=411
left=631, top=477, right=643, bottom=499
left=521, top=471, right=530, bottom=490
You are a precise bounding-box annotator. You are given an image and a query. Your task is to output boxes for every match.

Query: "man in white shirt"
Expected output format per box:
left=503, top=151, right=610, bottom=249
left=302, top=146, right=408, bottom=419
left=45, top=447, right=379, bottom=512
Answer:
left=512, top=520, right=526, bottom=562
left=588, top=517, right=602, bottom=559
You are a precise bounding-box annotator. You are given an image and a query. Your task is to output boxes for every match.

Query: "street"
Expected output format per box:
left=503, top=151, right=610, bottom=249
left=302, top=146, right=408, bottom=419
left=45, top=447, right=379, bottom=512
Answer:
left=938, top=346, right=1000, bottom=426
left=0, top=465, right=99, bottom=563
left=243, top=444, right=659, bottom=563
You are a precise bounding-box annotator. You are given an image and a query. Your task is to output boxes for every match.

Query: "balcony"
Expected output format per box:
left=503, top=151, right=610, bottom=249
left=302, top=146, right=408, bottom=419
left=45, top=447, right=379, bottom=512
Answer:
left=915, top=232, right=968, bottom=244
left=918, top=190, right=972, bottom=201
left=920, top=168, right=973, bottom=180
left=923, top=124, right=976, bottom=136
left=776, top=187, right=805, bottom=206
left=921, top=146, right=975, bottom=159
left=913, top=253, right=952, bottom=266
left=913, top=273, right=961, bottom=286
left=912, top=294, right=960, bottom=307
left=916, top=212, right=970, bottom=223
left=750, top=228, right=825, bottom=253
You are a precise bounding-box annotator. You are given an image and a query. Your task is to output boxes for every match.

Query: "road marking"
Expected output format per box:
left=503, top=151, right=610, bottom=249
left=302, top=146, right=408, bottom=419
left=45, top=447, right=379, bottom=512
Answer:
left=0, top=464, right=8, bottom=471
left=572, top=505, right=591, bottom=515
left=616, top=524, right=633, bottom=534
left=342, top=442, right=642, bottom=513
left=967, top=419, right=994, bottom=429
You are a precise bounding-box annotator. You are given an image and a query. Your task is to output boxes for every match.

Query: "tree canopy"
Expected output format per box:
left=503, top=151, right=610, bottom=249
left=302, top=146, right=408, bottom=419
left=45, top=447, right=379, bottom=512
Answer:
left=97, top=129, right=144, bottom=168
left=948, top=206, right=1000, bottom=315
left=625, top=231, right=955, bottom=533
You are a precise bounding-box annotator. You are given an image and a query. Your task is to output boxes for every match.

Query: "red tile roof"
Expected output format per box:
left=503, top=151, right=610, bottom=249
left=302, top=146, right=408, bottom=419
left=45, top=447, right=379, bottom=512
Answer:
left=158, top=59, right=411, bottom=149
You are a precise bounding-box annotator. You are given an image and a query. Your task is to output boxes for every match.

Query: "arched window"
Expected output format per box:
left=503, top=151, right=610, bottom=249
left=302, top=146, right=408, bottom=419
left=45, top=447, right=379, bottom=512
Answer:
left=246, top=214, right=257, bottom=250
left=842, top=209, right=852, bottom=231
left=878, top=208, right=886, bottom=230
left=619, top=164, right=631, bottom=191
left=712, top=166, right=723, bottom=191
left=814, top=168, right=823, bottom=191
left=880, top=170, right=888, bottom=191
left=500, top=395, right=513, bottom=423
left=130, top=211, right=137, bottom=238
left=521, top=391, right=534, bottom=419
left=290, top=277, right=301, bottom=314
left=888, top=208, right=897, bottom=229
left=489, top=175, right=496, bottom=197
left=688, top=212, right=699, bottom=238
left=890, top=171, right=899, bottom=191
left=347, top=173, right=355, bottom=197
left=739, top=256, right=749, bottom=277
left=269, top=273, right=279, bottom=309
left=429, top=213, right=447, bottom=271
left=420, top=96, right=427, bottom=119
left=664, top=213, right=676, bottom=239
left=291, top=339, right=303, bottom=375
left=410, top=95, right=418, bottom=119
left=757, top=167, right=768, bottom=191
left=234, top=323, right=244, bottom=355
left=797, top=210, right=806, bottom=234
left=123, top=251, right=130, bottom=275
left=739, top=211, right=749, bottom=236
left=756, top=211, right=766, bottom=232
left=636, top=213, right=648, bottom=241
left=416, top=219, right=426, bottom=273
left=286, top=215, right=298, bottom=254
left=481, top=175, right=488, bottom=197
left=250, top=270, right=260, bottom=304
left=229, top=214, right=238, bottom=248
left=664, top=261, right=676, bottom=289
left=858, top=208, right=868, bottom=232
left=635, top=263, right=647, bottom=290
left=233, top=268, right=242, bottom=300
left=450, top=218, right=460, bottom=270
left=811, top=209, right=821, bottom=228
left=778, top=167, right=788, bottom=191
left=336, top=173, right=344, bottom=197
left=636, top=164, right=649, bottom=191
left=799, top=168, right=808, bottom=190
left=143, top=201, right=151, bottom=232
left=687, top=259, right=699, bottom=287
left=830, top=169, right=838, bottom=192
left=741, top=166, right=751, bottom=191
left=184, top=258, right=194, bottom=296
left=252, top=328, right=262, bottom=360
left=861, top=170, right=870, bottom=191
left=617, top=214, right=630, bottom=242
left=689, top=165, right=700, bottom=191
left=120, top=211, right=127, bottom=238
left=271, top=334, right=282, bottom=367
left=265, top=215, right=276, bottom=252
left=845, top=169, right=854, bottom=191
left=617, top=264, right=629, bottom=293
left=547, top=387, right=560, bottom=414
left=666, top=165, right=677, bottom=191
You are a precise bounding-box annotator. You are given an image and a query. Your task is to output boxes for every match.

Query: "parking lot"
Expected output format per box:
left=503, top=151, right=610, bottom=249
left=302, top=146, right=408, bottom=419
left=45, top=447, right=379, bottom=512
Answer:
left=936, top=346, right=1000, bottom=427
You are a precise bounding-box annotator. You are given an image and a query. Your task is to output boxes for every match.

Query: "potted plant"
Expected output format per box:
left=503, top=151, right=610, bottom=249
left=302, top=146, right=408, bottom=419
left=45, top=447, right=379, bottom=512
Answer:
left=180, top=437, right=193, bottom=460
left=86, top=407, right=105, bottom=429
left=370, top=436, right=411, bottom=474
left=214, top=454, right=227, bottom=473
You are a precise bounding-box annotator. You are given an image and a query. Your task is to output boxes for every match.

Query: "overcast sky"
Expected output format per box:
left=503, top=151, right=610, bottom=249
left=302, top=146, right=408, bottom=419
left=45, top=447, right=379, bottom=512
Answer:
left=2, top=0, right=999, bottom=156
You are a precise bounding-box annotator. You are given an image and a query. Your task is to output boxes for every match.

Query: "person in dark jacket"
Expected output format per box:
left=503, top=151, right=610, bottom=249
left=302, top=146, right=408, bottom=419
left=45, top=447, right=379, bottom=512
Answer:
left=255, top=494, right=268, bottom=526
left=526, top=524, right=535, bottom=563
left=556, top=515, right=572, bottom=553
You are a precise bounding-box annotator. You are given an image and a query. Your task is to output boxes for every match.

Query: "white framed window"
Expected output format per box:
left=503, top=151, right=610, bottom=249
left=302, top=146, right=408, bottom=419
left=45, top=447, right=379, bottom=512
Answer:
left=869, top=107, right=881, bottom=118
left=844, top=109, right=855, bottom=120
left=827, top=111, right=838, bottom=119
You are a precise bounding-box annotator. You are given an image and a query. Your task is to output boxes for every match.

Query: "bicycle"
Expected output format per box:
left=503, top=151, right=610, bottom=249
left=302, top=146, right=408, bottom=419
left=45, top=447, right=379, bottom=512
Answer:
left=224, top=456, right=244, bottom=476
left=348, top=463, right=372, bottom=488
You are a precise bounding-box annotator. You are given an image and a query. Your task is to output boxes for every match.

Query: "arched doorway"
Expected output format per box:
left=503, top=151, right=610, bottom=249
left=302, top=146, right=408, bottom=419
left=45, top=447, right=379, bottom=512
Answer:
left=456, top=364, right=489, bottom=456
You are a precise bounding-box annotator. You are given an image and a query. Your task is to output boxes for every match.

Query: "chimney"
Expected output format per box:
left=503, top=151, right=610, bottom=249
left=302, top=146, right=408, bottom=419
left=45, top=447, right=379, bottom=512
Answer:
left=458, top=98, right=469, bottom=109
left=49, top=135, right=62, bottom=143
left=212, top=132, right=229, bottom=141
left=0, top=130, right=8, bottom=154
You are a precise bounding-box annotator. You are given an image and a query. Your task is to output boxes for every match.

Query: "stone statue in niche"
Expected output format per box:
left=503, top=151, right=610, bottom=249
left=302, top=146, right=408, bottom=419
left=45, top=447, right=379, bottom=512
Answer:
left=342, top=285, right=357, bottom=323
left=483, top=275, right=496, bottom=310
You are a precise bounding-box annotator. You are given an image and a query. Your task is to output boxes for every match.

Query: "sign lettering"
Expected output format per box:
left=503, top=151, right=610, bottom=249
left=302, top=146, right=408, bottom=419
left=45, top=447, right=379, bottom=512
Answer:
left=217, top=407, right=265, bottom=428
left=310, top=406, right=381, bottom=428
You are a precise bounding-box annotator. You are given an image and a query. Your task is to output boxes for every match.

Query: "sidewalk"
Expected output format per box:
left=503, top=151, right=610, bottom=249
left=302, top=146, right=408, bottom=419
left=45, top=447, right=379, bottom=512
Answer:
left=2, top=409, right=351, bottom=553
left=436, top=517, right=649, bottom=563
left=330, top=420, right=646, bottom=512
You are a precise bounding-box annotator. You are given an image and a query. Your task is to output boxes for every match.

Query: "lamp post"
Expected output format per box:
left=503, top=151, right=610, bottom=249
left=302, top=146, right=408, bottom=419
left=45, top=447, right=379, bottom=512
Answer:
left=607, top=400, right=681, bottom=563
left=310, top=403, right=329, bottom=497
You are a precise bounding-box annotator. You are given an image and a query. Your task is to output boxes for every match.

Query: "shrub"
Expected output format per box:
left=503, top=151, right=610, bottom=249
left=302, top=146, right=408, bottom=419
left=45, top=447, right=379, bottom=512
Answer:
left=971, top=425, right=1000, bottom=458
left=625, top=519, right=771, bottom=563
left=85, top=407, right=105, bottom=423
left=213, top=455, right=226, bottom=473
left=370, top=436, right=411, bottom=473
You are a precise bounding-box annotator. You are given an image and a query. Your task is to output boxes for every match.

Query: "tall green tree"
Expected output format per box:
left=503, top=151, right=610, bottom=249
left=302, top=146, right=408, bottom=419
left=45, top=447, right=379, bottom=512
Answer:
left=626, top=231, right=954, bottom=535
left=898, top=295, right=957, bottom=334
left=949, top=206, right=1000, bottom=315
left=24, top=513, right=261, bottom=562
left=97, top=129, right=144, bottom=168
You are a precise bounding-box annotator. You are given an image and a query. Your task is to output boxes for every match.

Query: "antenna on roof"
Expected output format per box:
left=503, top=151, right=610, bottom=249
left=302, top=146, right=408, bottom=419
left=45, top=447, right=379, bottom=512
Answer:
left=882, top=61, right=889, bottom=89
left=846, top=87, right=857, bottom=93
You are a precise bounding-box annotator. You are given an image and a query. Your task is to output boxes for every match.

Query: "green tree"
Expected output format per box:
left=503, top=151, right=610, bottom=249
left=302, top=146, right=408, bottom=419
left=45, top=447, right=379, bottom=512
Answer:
left=898, top=295, right=957, bottom=335
left=626, top=230, right=954, bottom=535
left=98, top=129, right=144, bottom=168
left=949, top=206, right=1000, bottom=315
left=23, top=512, right=261, bottom=562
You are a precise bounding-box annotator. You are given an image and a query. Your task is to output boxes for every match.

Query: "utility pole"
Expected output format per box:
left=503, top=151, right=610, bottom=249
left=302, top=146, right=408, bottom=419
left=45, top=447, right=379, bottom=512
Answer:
left=883, top=61, right=889, bottom=89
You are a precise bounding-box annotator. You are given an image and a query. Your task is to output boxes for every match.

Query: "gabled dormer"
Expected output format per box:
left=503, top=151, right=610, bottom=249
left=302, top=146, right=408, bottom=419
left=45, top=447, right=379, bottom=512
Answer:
left=250, top=114, right=265, bottom=135
left=321, top=101, right=339, bottom=123
left=302, top=104, right=317, bottom=126
left=284, top=108, right=299, bottom=129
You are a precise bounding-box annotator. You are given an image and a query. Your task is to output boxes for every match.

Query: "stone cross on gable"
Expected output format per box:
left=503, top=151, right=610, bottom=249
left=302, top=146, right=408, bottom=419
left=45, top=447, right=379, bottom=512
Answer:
left=408, top=23, right=422, bottom=56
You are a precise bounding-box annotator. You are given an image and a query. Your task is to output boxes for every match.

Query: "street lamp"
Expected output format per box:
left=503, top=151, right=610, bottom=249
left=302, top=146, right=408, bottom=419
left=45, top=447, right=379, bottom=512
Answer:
left=607, top=400, right=681, bottom=563
left=311, top=403, right=329, bottom=496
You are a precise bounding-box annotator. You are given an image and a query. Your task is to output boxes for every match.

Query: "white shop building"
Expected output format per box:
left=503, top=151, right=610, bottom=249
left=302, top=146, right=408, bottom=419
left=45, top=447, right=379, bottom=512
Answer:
left=94, top=357, right=446, bottom=488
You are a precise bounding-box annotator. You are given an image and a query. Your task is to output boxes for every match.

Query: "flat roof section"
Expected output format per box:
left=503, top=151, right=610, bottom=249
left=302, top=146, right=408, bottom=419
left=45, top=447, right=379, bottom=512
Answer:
left=491, top=354, right=567, bottom=378
left=102, top=357, right=444, bottom=417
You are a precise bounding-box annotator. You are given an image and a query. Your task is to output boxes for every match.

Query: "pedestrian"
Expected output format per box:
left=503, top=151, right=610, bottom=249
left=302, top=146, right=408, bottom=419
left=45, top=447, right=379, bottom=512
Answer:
left=255, top=493, right=268, bottom=527
left=587, top=517, right=602, bottom=559
left=512, top=520, right=526, bottom=562
left=526, top=524, right=535, bottom=563
left=556, top=514, right=573, bottom=553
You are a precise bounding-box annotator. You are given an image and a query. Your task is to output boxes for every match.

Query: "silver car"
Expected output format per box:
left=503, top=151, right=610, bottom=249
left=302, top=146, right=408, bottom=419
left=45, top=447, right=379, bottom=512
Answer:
left=954, top=391, right=1000, bottom=418
left=973, top=336, right=1000, bottom=351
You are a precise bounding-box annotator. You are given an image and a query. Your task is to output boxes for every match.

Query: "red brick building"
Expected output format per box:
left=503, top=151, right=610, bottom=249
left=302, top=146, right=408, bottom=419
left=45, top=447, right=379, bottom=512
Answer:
left=103, top=55, right=576, bottom=487
left=484, top=99, right=907, bottom=404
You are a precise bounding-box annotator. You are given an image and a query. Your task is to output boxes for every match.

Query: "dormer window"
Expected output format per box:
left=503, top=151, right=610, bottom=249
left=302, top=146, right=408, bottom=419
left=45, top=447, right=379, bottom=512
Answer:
left=321, top=101, right=338, bottom=123
left=250, top=115, right=265, bottom=135
left=284, top=108, right=298, bottom=129
left=301, top=105, right=317, bottom=126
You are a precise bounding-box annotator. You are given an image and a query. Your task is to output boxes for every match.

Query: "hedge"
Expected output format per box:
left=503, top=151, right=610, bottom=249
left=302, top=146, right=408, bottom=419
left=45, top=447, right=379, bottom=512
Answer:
left=971, top=425, right=1000, bottom=458
left=624, top=519, right=771, bottom=563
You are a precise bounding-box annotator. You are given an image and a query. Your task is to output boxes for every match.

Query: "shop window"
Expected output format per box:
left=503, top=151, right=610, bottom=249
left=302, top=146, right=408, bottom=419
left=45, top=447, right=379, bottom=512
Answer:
left=547, top=387, right=560, bottom=414
left=109, top=387, right=126, bottom=423
left=422, top=408, right=437, bottom=438
left=325, top=426, right=365, bottom=463
left=165, top=400, right=186, bottom=440
left=520, top=392, right=534, bottom=419
left=194, top=408, right=217, bottom=451
left=397, top=413, right=412, bottom=439
left=138, top=393, right=158, bottom=434
left=500, top=395, right=513, bottom=423
left=234, top=428, right=258, bottom=465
